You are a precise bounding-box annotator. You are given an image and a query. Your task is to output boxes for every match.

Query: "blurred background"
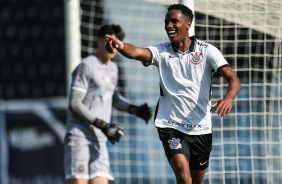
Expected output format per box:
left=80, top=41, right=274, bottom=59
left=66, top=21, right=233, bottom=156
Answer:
left=0, top=0, right=281, bottom=184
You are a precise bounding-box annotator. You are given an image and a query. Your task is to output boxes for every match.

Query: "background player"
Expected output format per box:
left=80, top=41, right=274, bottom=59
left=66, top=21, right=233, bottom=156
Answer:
left=64, top=24, right=152, bottom=184
left=105, top=4, right=241, bottom=184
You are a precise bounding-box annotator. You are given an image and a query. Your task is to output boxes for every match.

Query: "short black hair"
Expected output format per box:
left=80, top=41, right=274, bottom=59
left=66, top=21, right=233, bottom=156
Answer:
left=168, top=4, right=194, bottom=21
left=97, top=24, right=125, bottom=41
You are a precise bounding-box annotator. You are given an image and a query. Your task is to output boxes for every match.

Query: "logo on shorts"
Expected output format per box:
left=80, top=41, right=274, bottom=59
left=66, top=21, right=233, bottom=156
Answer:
left=200, top=160, right=208, bottom=166
left=168, top=137, right=182, bottom=150
left=77, top=164, right=85, bottom=173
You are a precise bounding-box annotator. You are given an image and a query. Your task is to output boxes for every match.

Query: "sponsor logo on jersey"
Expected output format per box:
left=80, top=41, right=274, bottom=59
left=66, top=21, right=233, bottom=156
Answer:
left=190, top=52, right=203, bottom=65
left=168, top=137, right=182, bottom=150
left=196, top=41, right=209, bottom=48
left=99, top=88, right=113, bottom=101
left=163, top=121, right=211, bottom=133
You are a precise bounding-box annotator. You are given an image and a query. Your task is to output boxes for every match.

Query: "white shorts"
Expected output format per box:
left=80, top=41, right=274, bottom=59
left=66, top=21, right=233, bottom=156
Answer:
left=64, top=124, right=114, bottom=180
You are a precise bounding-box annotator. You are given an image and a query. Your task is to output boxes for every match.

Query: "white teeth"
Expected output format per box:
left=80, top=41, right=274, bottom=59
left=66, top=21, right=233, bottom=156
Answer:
left=168, top=31, right=175, bottom=34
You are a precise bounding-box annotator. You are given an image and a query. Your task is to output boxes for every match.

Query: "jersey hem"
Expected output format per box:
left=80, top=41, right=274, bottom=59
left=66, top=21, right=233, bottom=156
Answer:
left=155, top=121, right=212, bottom=135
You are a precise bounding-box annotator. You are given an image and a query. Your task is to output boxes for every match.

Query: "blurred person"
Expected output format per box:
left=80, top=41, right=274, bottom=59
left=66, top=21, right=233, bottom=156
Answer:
left=105, top=4, right=241, bottom=184
left=64, top=24, right=152, bottom=184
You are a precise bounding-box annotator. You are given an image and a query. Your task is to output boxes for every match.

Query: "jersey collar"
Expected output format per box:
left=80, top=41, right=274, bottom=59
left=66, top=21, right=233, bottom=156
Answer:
left=170, top=36, right=197, bottom=54
left=188, top=36, right=196, bottom=52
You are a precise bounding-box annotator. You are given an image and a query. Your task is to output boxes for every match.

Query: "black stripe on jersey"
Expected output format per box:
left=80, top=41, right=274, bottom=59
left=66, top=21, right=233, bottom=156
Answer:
left=160, top=84, right=164, bottom=96
left=155, top=84, right=164, bottom=121
left=154, top=99, right=159, bottom=121
left=216, top=64, right=231, bottom=76
left=209, top=75, right=213, bottom=102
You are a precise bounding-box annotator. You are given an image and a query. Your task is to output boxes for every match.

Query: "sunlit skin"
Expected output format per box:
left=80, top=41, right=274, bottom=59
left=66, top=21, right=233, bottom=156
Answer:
left=211, top=66, right=240, bottom=117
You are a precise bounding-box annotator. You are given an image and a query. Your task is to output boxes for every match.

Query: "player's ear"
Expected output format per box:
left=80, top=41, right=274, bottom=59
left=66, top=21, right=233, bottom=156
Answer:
left=186, top=20, right=191, bottom=30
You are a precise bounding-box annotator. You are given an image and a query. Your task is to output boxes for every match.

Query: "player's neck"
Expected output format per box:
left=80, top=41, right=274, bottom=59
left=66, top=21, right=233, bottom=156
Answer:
left=171, top=37, right=191, bottom=53
left=96, top=52, right=111, bottom=65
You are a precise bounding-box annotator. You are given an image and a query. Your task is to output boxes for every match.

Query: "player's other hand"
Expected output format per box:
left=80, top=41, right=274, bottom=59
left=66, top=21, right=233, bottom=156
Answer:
left=211, top=98, right=233, bottom=117
left=92, top=118, right=124, bottom=144
left=129, top=103, right=153, bottom=124
left=103, top=123, right=124, bottom=144
left=137, top=103, right=153, bottom=123
left=105, top=34, right=123, bottom=53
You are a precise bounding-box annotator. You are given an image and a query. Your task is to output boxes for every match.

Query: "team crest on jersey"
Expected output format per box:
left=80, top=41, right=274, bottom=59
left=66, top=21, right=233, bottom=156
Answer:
left=190, top=52, right=203, bottom=65
left=168, top=137, right=182, bottom=150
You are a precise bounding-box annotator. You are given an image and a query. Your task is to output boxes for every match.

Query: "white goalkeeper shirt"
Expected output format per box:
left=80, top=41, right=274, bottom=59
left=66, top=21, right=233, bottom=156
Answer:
left=67, top=55, right=131, bottom=142
left=146, top=36, right=229, bottom=135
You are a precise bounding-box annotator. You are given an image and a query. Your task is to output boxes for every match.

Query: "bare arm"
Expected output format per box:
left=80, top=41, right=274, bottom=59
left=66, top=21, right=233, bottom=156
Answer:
left=212, top=67, right=241, bottom=117
left=105, top=34, right=151, bottom=63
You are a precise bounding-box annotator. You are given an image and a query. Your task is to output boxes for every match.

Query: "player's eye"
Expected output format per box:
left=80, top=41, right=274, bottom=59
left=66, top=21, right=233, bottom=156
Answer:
left=172, top=19, right=180, bottom=24
left=164, top=19, right=181, bottom=25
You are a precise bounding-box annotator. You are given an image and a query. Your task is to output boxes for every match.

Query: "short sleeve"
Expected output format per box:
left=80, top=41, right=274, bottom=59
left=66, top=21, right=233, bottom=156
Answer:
left=71, top=63, right=90, bottom=93
left=206, top=45, right=230, bottom=74
left=148, top=44, right=163, bottom=66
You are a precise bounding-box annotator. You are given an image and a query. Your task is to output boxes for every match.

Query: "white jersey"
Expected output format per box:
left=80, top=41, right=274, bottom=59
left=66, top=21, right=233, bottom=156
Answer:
left=147, top=36, right=229, bottom=135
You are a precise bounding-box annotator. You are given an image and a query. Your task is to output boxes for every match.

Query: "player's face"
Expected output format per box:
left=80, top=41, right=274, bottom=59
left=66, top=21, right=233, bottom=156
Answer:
left=97, top=35, right=118, bottom=61
left=164, top=9, right=190, bottom=44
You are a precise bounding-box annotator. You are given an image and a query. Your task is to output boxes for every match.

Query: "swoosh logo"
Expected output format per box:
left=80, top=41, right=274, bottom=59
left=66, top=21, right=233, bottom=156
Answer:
left=200, top=161, right=208, bottom=166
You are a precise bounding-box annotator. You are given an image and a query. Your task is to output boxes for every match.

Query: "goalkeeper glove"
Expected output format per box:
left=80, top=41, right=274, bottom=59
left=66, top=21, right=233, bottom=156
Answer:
left=92, top=118, right=124, bottom=144
left=129, top=103, right=153, bottom=124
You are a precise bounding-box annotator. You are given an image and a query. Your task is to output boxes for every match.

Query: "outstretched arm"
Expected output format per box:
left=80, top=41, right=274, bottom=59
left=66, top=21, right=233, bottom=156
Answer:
left=112, top=90, right=153, bottom=124
left=105, top=34, right=151, bottom=63
left=212, top=67, right=241, bottom=117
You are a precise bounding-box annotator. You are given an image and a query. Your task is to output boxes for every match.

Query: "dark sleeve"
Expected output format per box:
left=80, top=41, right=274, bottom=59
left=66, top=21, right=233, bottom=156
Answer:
left=112, top=87, right=131, bottom=111
left=216, top=64, right=230, bottom=76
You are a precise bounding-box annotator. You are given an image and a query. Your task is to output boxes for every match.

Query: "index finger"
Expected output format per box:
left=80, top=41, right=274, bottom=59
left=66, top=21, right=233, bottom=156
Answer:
left=105, top=34, right=115, bottom=41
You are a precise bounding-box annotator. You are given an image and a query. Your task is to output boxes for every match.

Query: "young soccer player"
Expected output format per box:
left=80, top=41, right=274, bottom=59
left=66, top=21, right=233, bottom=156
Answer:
left=64, top=24, right=152, bottom=184
left=105, top=4, right=241, bottom=184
